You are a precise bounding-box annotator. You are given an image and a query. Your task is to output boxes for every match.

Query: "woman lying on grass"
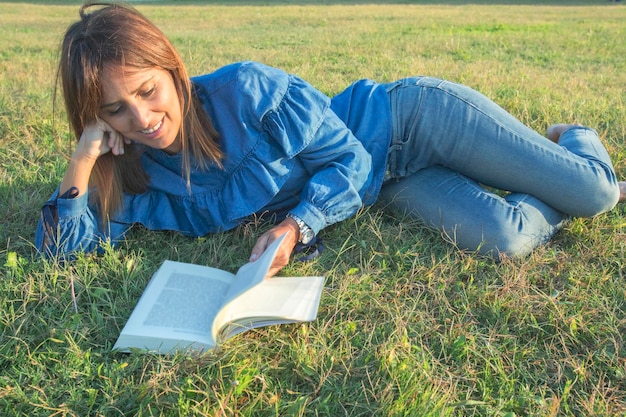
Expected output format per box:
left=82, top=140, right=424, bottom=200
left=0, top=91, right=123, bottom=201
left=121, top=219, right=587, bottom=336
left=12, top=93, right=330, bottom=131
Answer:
left=37, top=2, right=626, bottom=276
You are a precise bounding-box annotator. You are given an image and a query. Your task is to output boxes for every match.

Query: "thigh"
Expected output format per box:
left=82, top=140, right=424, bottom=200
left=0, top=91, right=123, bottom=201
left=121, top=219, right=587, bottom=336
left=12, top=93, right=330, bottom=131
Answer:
left=388, top=78, right=619, bottom=216
left=378, top=165, right=567, bottom=258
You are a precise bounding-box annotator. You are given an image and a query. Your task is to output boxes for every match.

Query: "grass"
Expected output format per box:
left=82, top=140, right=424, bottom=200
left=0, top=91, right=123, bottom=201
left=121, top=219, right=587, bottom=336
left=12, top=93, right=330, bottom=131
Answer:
left=1, top=1, right=626, bottom=415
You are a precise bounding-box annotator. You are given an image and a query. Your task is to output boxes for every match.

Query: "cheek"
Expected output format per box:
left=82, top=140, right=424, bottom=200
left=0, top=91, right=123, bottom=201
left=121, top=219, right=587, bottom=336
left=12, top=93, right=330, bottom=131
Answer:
left=164, top=94, right=183, bottom=125
left=162, top=84, right=182, bottom=118
left=100, top=116, right=127, bottom=133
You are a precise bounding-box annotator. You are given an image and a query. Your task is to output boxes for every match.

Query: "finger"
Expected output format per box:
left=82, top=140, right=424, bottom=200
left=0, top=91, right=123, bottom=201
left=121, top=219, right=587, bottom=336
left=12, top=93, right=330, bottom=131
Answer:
left=94, top=118, right=123, bottom=156
left=116, top=136, right=125, bottom=155
left=107, top=130, right=125, bottom=156
left=249, top=234, right=270, bottom=262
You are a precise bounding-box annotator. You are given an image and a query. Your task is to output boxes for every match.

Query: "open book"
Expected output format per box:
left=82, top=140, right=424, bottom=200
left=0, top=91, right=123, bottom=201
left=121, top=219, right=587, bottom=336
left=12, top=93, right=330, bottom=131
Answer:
left=113, top=234, right=324, bottom=354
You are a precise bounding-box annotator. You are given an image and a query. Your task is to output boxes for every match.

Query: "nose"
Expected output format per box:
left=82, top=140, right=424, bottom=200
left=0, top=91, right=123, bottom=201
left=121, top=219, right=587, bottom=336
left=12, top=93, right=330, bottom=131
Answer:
left=129, top=103, right=151, bottom=129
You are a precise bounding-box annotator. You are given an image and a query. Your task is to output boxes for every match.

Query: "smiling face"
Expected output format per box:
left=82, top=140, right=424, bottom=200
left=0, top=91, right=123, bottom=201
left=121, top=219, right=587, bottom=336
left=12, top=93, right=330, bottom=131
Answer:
left=99, top=66, right=183, bottom=154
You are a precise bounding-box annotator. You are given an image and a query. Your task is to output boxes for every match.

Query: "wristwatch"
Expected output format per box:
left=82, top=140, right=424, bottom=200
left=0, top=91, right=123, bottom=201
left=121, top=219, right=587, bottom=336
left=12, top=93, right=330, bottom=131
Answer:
left=286, top=213, right=315, bottom=245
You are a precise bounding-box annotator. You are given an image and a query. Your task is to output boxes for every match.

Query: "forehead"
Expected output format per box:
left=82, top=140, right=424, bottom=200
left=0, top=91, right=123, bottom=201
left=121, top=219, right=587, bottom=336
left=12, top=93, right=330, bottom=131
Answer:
left=101, top=67, right=178, bottom=108
left=101, top=66, right=156, bottom=93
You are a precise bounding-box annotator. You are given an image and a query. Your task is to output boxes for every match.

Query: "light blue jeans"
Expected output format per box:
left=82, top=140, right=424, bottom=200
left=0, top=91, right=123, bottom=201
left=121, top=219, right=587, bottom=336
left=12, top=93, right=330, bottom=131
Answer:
left=378, top=77, right=620, bottom=258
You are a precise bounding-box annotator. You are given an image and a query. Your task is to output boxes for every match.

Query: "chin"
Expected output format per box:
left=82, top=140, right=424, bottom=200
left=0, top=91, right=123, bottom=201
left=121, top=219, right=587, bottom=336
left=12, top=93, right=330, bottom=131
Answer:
left=161, top=138, right=181, bottom=154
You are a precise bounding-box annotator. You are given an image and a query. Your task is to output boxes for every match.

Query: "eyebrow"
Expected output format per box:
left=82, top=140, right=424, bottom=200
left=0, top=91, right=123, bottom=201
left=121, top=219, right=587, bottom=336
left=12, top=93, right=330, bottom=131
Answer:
left=100, top=75, right=156, bottom=109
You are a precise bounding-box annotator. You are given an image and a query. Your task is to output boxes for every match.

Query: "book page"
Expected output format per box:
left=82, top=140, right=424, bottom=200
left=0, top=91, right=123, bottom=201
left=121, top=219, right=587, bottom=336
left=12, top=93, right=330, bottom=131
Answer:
left=113, top=260, right=235, bottom=352
left=216, top=275, right=324, bottom=342
left=143, top=272, right=226, bottom=335
left=220, top=233, right=287, bottom=306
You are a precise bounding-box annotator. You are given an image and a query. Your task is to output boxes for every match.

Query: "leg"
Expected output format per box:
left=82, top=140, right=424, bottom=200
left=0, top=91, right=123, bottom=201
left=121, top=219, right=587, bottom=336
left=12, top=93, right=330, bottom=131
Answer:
left=385, top=77, right=620, bottom=217
left=549, top=123, right=626, bottom=203
left=379, top=166, right=568, bottom=258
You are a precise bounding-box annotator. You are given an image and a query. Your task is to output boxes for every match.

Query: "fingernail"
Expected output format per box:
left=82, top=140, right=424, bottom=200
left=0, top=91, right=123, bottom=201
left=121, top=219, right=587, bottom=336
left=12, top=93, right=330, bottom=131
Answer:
left=249, top=254, right=258, bottom=261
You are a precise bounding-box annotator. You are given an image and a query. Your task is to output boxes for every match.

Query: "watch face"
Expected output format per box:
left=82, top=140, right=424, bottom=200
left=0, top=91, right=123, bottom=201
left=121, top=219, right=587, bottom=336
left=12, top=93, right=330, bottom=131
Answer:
left=301, top=229, right=314, bottom=245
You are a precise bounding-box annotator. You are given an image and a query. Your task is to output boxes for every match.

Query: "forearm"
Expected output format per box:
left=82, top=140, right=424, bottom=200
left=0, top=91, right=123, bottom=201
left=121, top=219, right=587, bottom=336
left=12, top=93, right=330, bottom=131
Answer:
left=59, top=149, right=97, bottom=197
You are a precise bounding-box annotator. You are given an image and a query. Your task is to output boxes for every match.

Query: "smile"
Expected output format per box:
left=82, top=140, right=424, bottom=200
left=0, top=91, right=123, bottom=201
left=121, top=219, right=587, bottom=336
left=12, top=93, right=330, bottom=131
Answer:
left=141, top=119, right=163, bottom=135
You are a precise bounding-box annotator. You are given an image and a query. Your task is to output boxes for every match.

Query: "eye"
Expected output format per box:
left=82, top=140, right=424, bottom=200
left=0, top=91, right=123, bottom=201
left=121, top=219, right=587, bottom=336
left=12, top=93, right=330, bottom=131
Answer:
left=141, top=85, right=156, bottom=98
left=107, top=105, right=124, bottom=117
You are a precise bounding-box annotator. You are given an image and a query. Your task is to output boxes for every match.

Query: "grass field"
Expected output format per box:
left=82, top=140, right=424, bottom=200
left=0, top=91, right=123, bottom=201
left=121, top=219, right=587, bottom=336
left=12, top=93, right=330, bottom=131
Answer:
left=1, top=1, right=626, bottom=416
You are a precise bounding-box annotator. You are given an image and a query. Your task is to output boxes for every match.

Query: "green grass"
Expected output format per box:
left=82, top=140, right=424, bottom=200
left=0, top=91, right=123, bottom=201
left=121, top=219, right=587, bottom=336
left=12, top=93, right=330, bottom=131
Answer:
left=2, top=1, right=626, bottom=416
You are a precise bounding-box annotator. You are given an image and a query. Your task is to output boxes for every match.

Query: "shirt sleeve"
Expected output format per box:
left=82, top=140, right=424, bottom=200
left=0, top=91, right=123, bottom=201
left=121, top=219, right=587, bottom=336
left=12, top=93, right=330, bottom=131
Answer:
left=35, top=187, right=131, bottom=258
left=263, top=74, right=373, bottom=234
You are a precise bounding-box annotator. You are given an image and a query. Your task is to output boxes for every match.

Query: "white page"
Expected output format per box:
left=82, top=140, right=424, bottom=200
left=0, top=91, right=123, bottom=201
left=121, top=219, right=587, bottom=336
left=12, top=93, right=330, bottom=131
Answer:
left=216, top=275, right=325, bottom=341
left=220, top=233, right=286, bottom=305
left=113, top=260, right=235, bottom=351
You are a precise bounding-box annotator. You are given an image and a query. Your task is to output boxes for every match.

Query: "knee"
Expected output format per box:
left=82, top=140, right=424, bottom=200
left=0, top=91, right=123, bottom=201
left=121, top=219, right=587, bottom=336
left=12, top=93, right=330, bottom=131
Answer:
left=573, top=179, right=620, bottom=217
left=449, top=208, right=557, bottom=260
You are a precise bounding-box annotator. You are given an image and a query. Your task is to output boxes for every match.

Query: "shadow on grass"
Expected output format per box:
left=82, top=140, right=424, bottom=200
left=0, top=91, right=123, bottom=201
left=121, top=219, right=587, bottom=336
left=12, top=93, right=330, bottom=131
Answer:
left=0, top=183, right=49, bottom=259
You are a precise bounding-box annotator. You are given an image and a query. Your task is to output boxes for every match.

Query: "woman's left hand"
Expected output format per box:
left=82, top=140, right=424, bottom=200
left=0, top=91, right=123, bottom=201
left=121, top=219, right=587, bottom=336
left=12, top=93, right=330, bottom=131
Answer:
left=250, top=219, right=300, bottom=278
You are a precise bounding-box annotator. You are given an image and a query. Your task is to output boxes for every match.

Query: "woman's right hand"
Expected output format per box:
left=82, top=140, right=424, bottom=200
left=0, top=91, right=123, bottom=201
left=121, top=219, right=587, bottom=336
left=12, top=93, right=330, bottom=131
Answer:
left=75, top=118, right=129, bottom=161
left=59, top=119, right=129, bottom=197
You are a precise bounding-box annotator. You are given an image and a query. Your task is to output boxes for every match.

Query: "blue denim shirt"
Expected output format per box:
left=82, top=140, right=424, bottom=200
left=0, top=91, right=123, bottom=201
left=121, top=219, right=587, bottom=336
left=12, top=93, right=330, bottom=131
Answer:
left=36, top=61, right=391, bottom=256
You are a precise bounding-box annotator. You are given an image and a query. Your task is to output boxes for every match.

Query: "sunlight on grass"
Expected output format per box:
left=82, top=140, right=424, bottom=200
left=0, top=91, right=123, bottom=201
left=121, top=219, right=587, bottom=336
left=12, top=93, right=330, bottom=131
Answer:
left=1, top=1, right=626, bottom=416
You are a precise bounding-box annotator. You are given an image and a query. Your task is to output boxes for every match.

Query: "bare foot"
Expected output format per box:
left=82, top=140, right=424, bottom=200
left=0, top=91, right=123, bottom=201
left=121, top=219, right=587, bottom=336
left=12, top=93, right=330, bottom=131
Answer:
left=546, top=123, right=582, bottom=143
left=620, top=182, right=626, bottom=203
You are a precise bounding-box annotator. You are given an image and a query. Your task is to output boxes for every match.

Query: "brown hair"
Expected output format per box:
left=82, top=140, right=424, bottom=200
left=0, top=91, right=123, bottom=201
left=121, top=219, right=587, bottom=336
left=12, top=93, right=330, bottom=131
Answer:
left=58, top=1, right=221, bottom=223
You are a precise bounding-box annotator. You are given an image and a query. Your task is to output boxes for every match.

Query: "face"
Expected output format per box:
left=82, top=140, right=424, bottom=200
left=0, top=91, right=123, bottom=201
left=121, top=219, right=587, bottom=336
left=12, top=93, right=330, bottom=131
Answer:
left=99, top=66, right=182, bottom=154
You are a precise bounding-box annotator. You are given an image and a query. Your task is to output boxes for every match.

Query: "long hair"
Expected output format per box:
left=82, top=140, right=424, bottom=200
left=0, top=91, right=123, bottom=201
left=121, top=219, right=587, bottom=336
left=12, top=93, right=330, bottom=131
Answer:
left=57, top=1, right=221, bottom=224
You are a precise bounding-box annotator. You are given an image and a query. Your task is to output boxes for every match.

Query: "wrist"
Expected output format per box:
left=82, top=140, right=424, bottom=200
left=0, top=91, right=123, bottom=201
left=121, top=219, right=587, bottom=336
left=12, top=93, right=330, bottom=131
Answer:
left=72, top=145, right=100, bottom=165
left=283, top=217, right=300, bottom=239
left=286, top=213, right=315, bottom=245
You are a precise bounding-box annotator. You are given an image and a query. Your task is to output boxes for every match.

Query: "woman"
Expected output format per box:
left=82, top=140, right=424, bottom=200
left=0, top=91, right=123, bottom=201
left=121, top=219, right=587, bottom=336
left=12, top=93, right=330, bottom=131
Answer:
left=37, top=2, right=625, bottom=276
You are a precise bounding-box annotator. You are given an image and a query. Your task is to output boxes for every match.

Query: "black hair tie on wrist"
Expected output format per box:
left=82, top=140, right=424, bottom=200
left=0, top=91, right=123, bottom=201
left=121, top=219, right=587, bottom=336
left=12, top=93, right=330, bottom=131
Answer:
left=293, top=236, right=324, bottom=262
